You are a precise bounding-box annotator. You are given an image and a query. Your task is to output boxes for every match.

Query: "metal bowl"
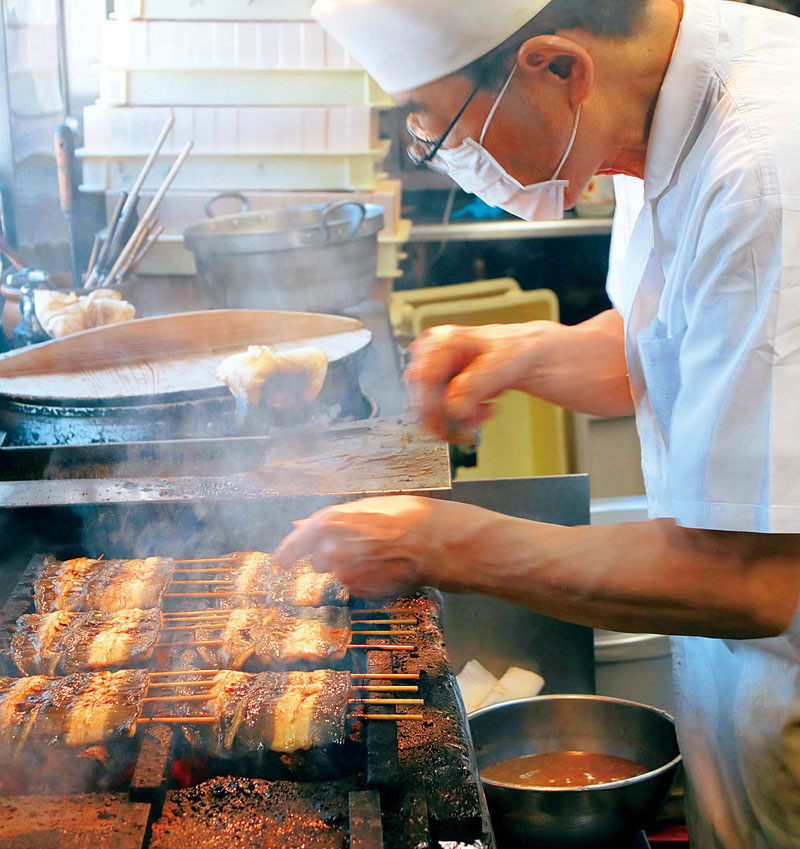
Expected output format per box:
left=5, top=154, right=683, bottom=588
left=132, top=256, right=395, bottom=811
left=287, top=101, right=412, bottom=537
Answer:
left=469, top=695, right=681, bottom=848
left=183, top=201, right=384, bottom=313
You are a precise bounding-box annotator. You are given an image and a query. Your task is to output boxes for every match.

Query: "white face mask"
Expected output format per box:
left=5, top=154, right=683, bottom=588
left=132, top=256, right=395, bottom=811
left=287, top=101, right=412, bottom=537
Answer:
left=427, top=66, right=581, bottom=222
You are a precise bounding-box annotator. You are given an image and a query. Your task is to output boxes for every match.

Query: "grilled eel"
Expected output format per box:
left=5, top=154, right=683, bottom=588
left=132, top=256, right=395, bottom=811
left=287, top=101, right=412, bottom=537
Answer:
left=0, top=670, right=349, bottom=755
left=225, top=552, right=349, bottom=608
left=202, top=670, right=351, bottom=753
left=12, top=609, right=161, bottom=676
left=0, top=670, right=148, bottom=752
left=32, top=552, right=346, bottom=615
left=13, top=606, right=350, bottom=675
left=193, top=606, right=352, bottom=670
left=34, top=556, right=174, bottom=614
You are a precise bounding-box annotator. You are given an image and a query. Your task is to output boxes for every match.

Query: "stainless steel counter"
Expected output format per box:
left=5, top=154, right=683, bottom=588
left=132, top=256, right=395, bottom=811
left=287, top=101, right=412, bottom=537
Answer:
left=408, top=217, right=613, bottom=243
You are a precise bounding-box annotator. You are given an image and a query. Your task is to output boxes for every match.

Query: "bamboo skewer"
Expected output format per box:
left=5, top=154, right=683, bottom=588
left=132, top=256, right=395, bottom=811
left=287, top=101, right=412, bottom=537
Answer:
left=146, top=670, right=420, bottom=680
left=349, top=714, right=424, bottom=721
left=351, top=673, right=420, bottom=680
left=161, top=618, right=416, bottom=637
left=157, top=639, right=415, bottom=651
left=168, top=580, right=234, bottom=586
left=174, top=558, right=238, bottom=564
left=164, top=593, right=235, bottom=599
left=138, top=716, right=216, bottom=725
left=148, top=669, right=220, bottom=677
left=147, top=682, right=418, bottom=694
left=142, top=694, right=422, bottom=706
left=351, top=618, right=417, bottom=625
left=139, top=713, right=423, bottom=724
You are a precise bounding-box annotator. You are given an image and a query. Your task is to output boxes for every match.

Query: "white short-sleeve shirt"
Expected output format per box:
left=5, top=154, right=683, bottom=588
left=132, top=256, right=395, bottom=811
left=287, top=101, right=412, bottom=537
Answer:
left=608, top=0, right=800, bottom=534
left=606, top=0, right=800, bottom=844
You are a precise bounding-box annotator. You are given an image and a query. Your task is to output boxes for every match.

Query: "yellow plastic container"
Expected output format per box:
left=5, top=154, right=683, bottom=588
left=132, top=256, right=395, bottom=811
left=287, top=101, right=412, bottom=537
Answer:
left=390, top=277, right=521, bottom=337
left=403, top=286, right=569, bottom=480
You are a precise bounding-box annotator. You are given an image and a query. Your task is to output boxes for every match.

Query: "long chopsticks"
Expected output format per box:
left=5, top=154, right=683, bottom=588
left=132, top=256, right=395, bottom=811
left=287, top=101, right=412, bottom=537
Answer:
left=105, top=141, right=193, bottom=284
left=87, top=114, right=187, bottom=289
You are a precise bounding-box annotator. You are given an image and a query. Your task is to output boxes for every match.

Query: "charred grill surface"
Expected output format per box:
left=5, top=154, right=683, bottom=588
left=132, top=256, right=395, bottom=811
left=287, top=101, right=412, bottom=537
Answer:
left=149, top=777, right=355, bottom=849
left=12, top=609, right=161, bottom=676
left=0, top=794, right=150, bottom=849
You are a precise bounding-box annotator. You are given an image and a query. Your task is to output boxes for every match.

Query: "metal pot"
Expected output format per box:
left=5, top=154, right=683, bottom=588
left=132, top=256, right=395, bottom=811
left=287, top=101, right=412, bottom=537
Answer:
left=183, top=201, right=384, bottom=314
left=469, top=695, right=681, bottom=848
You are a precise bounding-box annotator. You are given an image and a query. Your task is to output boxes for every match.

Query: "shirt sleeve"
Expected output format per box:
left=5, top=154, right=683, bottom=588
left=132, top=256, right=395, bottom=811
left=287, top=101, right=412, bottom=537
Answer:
left=666, top=194, right=800, bottom=532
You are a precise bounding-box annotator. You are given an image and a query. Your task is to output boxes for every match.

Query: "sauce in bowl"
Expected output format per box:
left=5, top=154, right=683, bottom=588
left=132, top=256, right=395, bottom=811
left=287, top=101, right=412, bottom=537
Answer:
left=481, top=750, right=649, bottom=788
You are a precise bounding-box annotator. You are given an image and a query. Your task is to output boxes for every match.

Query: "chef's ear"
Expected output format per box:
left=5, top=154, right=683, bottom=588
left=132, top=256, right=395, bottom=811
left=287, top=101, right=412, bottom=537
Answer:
left=515, top=35, right=594, bottom=108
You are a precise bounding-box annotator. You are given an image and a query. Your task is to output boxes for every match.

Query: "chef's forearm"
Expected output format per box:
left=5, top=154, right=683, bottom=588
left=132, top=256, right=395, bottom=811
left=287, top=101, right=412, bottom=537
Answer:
left=439, top=514, right=800, bottom=639
left=517, top=309, right=635, bottom=417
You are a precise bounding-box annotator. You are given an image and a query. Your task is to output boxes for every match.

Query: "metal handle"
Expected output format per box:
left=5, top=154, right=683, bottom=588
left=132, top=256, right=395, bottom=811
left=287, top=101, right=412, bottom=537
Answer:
left=204, top=192, right=250, bottom=218
left=320, top=201, right=366, bottom=241
left=54, top=124, right=75, bottom=214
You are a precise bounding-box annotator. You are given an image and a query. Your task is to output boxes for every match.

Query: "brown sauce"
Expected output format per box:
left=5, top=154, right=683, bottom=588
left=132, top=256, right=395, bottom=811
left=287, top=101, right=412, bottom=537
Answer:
left=481, top=750, right=649, bottom=788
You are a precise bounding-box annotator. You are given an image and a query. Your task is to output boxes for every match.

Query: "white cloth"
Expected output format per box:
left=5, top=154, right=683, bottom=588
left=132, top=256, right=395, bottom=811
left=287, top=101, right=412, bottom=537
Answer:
left=311, top=0, right=553, bottom=94
left=605, top=0, right=800, bottom=844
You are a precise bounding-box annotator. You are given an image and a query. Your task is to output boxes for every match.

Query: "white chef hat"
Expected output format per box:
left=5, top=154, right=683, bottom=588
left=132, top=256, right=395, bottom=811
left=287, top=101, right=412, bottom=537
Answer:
left=312, top=0, right=555, bottom=94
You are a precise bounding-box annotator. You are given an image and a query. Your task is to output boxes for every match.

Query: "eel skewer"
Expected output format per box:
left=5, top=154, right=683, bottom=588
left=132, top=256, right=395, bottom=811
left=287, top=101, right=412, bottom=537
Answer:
left=156, top=639, right=416, bottom=651
left=147, top=670, right=420, bottom=680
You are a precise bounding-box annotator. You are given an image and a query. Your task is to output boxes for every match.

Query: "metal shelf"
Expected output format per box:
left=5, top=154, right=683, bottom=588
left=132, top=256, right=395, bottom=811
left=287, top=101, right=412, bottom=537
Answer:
left=408, top=217, right=613, bottom=243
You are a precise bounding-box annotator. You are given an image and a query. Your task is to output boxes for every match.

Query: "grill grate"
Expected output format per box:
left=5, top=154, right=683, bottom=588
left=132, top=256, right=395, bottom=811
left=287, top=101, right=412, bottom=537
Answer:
left=0, top=554, right=494, bottom=848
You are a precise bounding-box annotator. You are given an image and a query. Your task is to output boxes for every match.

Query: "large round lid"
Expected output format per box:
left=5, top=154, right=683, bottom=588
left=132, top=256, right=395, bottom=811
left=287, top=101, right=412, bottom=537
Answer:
left=183, top=201, right=385, bottom=257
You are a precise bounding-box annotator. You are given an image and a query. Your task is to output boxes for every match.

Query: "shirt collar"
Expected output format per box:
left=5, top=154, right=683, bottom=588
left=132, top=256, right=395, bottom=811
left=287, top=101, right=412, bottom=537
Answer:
left=644, top=0, right=720, bottom=200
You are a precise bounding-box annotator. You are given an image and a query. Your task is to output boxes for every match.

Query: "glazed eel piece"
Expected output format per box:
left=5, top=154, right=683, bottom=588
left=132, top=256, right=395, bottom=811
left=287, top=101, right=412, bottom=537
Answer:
left=34, top=556, right=174, bottom=614
left=225, top=551, right=349, bottom=608
left=193, top=606, right=352, bottom=670
left=0, top=670, right=349, bottom=755
left=0, top=670, right=148, bottom=752
left=12, top=609, right=161, bottom=676
left=203, top=669, right=351, bottom=753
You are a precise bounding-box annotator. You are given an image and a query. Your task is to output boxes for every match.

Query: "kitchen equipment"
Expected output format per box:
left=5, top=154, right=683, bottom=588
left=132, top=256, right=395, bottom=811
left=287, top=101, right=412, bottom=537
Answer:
left=87, top=115, right=174, bottom=289
left=470, top=695, right=681, bottom=848
left=184, top=202, right=384, bottom=313
left=0, top=308, right=373, bottom=444
left=54, top=124, right=82, bottom=288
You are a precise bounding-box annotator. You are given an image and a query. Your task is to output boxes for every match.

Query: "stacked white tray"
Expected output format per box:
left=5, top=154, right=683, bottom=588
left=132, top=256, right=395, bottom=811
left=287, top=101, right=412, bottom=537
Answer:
left=98, top=19, right=392, bottom=107
left=85, top=3, right=408, bottom=284
left=114, top=0, right=316, bottom=21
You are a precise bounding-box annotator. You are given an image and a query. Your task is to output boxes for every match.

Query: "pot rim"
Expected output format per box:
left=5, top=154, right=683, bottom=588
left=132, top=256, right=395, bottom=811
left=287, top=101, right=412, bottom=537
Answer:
left=470, top=693, right=682, bottom=793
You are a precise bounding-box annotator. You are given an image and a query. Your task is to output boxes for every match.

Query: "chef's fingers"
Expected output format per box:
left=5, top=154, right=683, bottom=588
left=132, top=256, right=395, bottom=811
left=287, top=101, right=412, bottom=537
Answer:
left=443, top=350, right=518, bottom=421
left=275, top=514, right=327, bottom=568
left=406, top=327, right=482, bottom=395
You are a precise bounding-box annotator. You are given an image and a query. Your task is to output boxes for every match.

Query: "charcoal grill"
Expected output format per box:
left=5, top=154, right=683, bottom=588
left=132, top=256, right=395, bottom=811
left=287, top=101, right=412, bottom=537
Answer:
left=0, top=552, right=494, bottom=849
left=0, top=415, right=600, bottom=847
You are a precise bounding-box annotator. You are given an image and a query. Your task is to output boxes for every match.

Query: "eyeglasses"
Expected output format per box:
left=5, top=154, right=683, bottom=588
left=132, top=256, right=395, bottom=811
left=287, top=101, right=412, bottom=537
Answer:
left=405, top=80, right=482, bottom=167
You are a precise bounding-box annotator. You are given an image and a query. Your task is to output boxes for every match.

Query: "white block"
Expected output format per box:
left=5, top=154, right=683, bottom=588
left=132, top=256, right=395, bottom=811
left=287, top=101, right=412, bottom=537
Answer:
left=456, top=659, right=498, bottom=714
left=475, top=667, right=546, bottom=711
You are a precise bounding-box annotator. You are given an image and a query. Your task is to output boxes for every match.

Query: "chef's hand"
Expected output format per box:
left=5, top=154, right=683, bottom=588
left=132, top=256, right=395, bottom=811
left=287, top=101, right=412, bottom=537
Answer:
left=274, top=496, right=484, bottom=599
left=405, top=322, right=541, bottom=442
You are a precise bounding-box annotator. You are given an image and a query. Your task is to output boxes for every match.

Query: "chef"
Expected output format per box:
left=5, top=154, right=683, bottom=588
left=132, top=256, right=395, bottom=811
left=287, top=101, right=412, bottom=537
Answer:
left=275, top=0, right=800, bottom=844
